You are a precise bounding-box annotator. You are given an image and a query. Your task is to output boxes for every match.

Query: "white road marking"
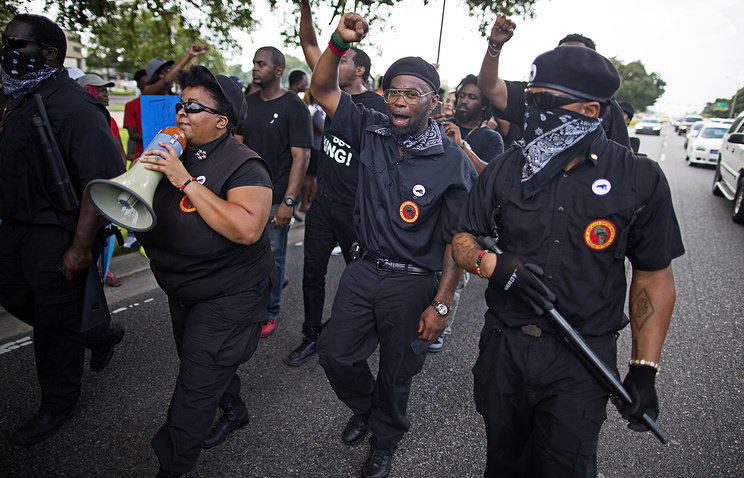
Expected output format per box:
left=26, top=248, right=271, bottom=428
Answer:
left=112, top=307, right=128, bottom=314
left=0, top=336, right=33, bottom=355
left=659, top=153, right=666, bottom=162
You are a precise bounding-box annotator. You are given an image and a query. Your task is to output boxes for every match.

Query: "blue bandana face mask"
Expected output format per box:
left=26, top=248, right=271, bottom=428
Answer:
left=1, top=44, right=58, bottom=98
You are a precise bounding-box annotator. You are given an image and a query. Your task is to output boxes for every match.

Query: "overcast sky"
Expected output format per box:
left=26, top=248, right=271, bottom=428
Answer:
left=232, top=0, right=744, bottom=118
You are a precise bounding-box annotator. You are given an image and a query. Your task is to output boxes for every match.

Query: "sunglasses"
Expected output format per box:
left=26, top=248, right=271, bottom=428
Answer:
left=175, top=101, right=224, bottom=116
left=525, top=90, right=588, bottom=109
left=383, top=89, right=434, bottom=105
left=1, top=35, right=49, bottom=50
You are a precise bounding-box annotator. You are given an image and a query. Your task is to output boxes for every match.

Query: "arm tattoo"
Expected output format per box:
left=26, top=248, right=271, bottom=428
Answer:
left=451, top=232, right=482, bottom=273
left=631, top=287, right=655, bottom=331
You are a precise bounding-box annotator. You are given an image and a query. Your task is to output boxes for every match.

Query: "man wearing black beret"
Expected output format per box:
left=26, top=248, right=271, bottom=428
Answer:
left=478, top=14, right=631, bottom=151
left=310, top=12, right=476, bottom=478
left=453, top=46, right=684, bottom=477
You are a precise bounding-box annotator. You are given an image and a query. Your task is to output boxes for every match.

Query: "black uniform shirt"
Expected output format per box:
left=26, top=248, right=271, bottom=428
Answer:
left=457, top=133, right=685, bottom=336
left=331, top=92, right=477, bottom=271
left=493, top=80, right=631, bottom=150
left=0, top=71, right=125, bottom=230
left=136, top=134, right=275, bottom=306
left=318, top=90, right=387, bottom=204
left=458, top=124, right=504, bottom=163
left=236, top=91, right=312, bottom=204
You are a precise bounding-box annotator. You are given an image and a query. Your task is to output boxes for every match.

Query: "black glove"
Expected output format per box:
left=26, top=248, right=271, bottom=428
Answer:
left=613, top=365, right=658, bottom=432
left=489, top=252, right=556, bottom=313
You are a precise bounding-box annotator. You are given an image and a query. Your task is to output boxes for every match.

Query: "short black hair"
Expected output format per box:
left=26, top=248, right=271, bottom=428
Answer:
left=257, top=46, right=285, bottom=69
left=12, top=14, right=67, bottom=62
left=455, top=74, right=491, bottom=121
left=288, top=69, right=307, bottom=86
left=349, top=47, right=371, bottom=81
left=558, top=33, right=596, bottom=50
left=176, top=66, right=236, bottom=128
left=133, top=69, right=147, bottom=82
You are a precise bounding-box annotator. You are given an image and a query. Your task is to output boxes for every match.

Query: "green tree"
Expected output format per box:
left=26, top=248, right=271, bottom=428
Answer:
left=611, top=57, right=666, bottom=112
left=701, top=98, right=733, bottom=118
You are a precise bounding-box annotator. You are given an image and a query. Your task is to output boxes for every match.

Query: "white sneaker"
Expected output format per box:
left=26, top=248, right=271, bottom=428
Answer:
left=428, top=336, right=444, bottom=353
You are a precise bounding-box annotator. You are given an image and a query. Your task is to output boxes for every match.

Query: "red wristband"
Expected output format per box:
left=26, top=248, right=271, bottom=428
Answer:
left=474, top=249, right=489, bottom=278
left=328, top=40, right=348, bottom=56
left=179, top=177, right=196, bottom=192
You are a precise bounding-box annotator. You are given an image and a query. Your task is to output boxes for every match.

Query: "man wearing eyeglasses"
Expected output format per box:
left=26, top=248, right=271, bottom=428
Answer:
left=310, top=13, right=476, bottom=478
left=0, top=14, right=126, bottom=445
left=478, top=14, right=631, bottom=151
left=452, top=46, right=683, bottom=477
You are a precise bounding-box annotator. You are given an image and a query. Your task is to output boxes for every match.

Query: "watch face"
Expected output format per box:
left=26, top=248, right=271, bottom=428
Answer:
left=283, top=197, right=294, bottom=206
left=435, top=303, right=449, bottom=316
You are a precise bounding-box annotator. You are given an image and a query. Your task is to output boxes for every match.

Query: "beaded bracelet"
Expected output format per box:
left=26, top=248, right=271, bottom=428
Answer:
left=474, top=249, right=489, bottom=278
left=487, top=38, right=502, bottom=58
left=179, top=177, right=197, bottom=192
left=329, top=31, right=351, bottom=56
left=629, top=359, right=660, bottom=375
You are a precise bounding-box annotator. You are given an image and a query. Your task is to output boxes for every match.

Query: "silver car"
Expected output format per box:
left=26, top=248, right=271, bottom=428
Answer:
left=712, top=111, right=744, bottom=223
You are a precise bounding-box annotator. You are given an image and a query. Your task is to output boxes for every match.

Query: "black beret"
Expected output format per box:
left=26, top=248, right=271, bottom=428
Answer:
left=382, top=56, right=440, bottom=93
left=618, top=100, right=635, bottom=120
left=193, top=65, right=248, bottom=124
left=528, top=46, right=620, bottom=103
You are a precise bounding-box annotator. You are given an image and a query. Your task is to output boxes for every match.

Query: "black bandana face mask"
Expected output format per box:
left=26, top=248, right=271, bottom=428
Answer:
left=1, top=43, right=57, bottom=98
left=517, top=105, right=602, bottom=199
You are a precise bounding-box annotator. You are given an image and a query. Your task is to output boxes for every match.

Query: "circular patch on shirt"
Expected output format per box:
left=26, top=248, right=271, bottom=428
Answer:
left=529, top=63, right=537, bottom=82
left=196, top=175, right=206, bottom=184
left=412, top=184, right=426, bottom=197
left=591, top=178, right=611, bottom=196
left=399, top=201, right=419, bottom=223
left=179, top=195, right=197, bottom=213
left=584, top=219, right=616, bottom=250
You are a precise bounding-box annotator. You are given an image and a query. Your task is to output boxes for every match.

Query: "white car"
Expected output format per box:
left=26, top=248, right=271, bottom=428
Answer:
left=634, top=118, right=662, bottom=135
left=686, top=124, right=728, bottom=166
left=712, top=111, right=744, bottom=223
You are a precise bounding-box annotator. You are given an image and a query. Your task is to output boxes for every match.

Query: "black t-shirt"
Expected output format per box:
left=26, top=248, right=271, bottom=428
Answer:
left=493, top=80, right=631, bottom=150
left=236, top=91, right=313, bottom=204
left=0, top=71, right=125, bottom=230
left=318, top=90, right=388, bottom=205
left=331, top=92, right=477, bottom=271
left=136, top=134, right=275, bottom=307
left=458, top=124, right=504, bottom=163
left=456, top=133, right=684, bottom=336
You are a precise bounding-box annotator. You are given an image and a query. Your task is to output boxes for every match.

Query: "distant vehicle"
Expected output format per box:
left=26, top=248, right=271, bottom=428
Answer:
left=677, top=114, right=704, bottom=136
left=686, top=124, right=728, bottom=166
left=711, top=118, right=735, bottom=126
left=712, top=111, right=744, bottom=223
left=635, top=118, right=662, bottom=135
left=684, top=121, right=706, bottom=149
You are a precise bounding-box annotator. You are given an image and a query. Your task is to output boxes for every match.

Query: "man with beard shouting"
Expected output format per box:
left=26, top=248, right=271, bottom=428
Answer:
left=310, top=12, right=476, bottom=478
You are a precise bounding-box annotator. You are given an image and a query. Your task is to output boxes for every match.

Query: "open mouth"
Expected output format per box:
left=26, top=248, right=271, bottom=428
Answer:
left=391, top=113, right=410, bottom=127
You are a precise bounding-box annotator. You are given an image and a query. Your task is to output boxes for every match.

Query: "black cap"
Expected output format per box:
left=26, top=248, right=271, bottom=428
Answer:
left=191, top=65, right=248, bottom=124
left=618, top=101, right=635, bottom=120
left=382, top=56, right=440, bottom=93
left=528, top=46, right=620, bottom=103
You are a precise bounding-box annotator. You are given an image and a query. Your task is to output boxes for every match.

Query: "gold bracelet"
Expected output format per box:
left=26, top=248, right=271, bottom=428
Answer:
left=629, top=359, right=660, bottom=375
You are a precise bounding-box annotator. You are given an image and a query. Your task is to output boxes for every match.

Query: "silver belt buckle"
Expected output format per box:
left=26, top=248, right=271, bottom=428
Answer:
left=521, top=324, right=542, bottom=337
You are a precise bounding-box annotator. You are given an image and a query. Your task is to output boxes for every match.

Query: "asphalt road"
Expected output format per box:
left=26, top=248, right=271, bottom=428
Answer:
left=1, top=123, right=743, bottom=477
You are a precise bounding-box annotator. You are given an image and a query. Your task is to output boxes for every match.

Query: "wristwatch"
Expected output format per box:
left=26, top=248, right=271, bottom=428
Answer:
left=283, top=197, right=296, bottom=207
left=431, top=300, right=450, bottom=317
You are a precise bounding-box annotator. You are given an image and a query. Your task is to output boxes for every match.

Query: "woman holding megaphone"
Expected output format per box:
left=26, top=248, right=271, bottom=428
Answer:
left=133, top=65, right=276, bottom=477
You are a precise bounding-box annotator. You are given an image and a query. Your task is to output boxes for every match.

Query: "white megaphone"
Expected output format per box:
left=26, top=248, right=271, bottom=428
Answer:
left=86, top=126, right=187, bottom=232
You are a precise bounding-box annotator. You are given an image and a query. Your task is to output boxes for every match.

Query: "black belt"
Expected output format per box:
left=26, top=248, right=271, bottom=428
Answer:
left=351, top=243, right=432, bottom=276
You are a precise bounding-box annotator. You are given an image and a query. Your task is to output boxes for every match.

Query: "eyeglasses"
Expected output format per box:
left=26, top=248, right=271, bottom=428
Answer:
left=383, top=89, right=434, bottom=105
left=175, top=101, right=224, bottom=116
left=1, top=35, right=48, bottom=50
left=524, top=90, right=588, bottom=109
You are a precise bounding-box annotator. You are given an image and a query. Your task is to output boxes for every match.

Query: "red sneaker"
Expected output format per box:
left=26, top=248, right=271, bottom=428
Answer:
left=260, top=319, right=276, bottom=338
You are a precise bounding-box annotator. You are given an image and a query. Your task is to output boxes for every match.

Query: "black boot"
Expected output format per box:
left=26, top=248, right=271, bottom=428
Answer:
left=286, top=336, right=317, bottom=366
left=12, top=406, right=77, bottom=446
left=89, top=322, right=125, bottom=372
left=362, top=448, right=393, bottom=478
left=341, top=413, right=369, bottom=445
left=201, top=403, right=250, bottom=449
